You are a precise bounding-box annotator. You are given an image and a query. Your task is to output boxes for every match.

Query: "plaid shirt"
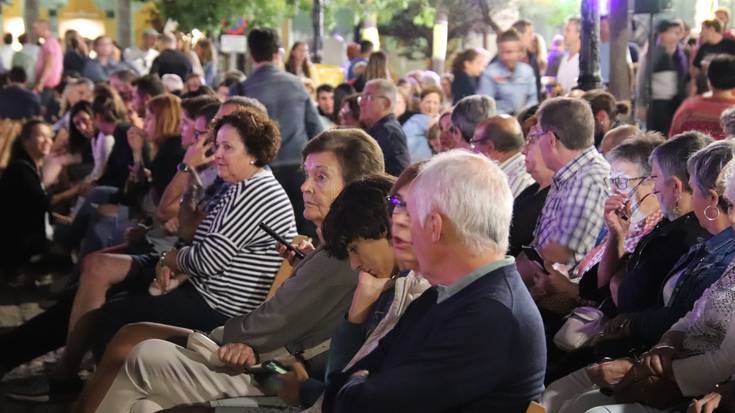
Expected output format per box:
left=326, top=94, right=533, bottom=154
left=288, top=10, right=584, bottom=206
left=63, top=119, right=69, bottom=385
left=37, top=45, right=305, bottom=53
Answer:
left=500, top=152, right=536, bottom=198
left=533, top=146, right=610, bottom=268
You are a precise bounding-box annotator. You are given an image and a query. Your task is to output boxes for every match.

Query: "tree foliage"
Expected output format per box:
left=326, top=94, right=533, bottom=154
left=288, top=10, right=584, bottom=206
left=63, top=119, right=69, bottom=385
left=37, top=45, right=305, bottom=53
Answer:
left=153, top=0, right=306, bottom=32
left=372, top=0, right=511, bottom=59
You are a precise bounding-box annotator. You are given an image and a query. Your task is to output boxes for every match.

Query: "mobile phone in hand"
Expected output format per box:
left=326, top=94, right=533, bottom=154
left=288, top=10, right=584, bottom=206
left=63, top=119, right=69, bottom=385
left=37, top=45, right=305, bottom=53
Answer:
left=246, top=359, right=290, bottom=375
left=259, top=222, right=305, bottom=259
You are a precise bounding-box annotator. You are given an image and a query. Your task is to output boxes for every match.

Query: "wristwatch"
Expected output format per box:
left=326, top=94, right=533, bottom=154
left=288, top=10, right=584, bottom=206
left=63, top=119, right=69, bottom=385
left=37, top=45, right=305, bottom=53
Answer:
left=177, top=162, right=191, bottom=173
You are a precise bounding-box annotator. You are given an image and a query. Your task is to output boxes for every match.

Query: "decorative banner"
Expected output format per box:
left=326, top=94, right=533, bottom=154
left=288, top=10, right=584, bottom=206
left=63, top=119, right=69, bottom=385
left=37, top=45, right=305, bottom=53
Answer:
left=222, top=16, right=248, bottom=35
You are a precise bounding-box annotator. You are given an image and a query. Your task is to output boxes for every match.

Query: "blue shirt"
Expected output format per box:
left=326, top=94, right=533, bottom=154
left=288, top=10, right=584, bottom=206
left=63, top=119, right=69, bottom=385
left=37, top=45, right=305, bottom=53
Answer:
left=401, top=113, right=433, bottom=162
left=477, top=60, right=538, bottom=115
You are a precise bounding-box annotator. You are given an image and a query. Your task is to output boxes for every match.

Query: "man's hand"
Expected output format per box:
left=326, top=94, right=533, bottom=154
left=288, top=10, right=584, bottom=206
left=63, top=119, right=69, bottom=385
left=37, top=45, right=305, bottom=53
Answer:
left=348, top=271, right=396, bottom=323
left=276, top=361, right=309, bottom=405
left=689, top=381, right=735, bottom=413
left=217, top=343, right=257, bottom=370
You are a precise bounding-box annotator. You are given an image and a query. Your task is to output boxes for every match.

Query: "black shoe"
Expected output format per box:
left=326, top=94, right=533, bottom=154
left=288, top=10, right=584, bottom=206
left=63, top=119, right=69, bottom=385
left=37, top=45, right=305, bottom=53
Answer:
left=5, top=374, right=83, bottom=403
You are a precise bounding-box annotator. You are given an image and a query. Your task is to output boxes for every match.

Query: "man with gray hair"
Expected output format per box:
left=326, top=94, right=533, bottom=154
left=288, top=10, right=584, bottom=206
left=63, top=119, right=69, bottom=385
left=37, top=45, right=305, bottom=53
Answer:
left=471, top=114, right=535, bottom=197
left=325, top=150, right=546, bottom=412
left=524, top=97, right=610, bottom=277
left=359, top=78, right=409, bottom=176
left=450, top=94, right=496, bottom=145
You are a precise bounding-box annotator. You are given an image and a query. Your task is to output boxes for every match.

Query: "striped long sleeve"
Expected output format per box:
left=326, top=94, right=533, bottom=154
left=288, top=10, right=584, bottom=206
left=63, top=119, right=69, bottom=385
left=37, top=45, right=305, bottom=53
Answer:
left=177, top=170, right=296, bottom=318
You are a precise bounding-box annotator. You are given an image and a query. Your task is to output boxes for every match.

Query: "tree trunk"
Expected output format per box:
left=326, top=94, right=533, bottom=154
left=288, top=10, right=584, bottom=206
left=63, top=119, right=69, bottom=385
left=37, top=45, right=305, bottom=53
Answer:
left=311, top=0, right=323, bottom=63
left=578, top=0, right=602, bottom=90
left=118, top=0, right=133, bottom=49
left=25, top=0, right=40, bottom=42
left=609, top=0, right=631, bottom=99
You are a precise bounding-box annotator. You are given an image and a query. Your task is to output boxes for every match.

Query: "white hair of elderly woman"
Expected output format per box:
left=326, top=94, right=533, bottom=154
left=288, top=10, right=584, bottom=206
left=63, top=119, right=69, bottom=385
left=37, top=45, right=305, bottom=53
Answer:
left=410, top=149, right=514, bottom=255
left=724, top=159, right=735, bottom=206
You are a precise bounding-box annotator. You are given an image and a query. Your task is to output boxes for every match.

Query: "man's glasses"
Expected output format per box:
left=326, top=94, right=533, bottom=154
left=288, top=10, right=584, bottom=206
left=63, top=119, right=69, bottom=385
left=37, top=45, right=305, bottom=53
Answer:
left=469, top=137, right=492, bottom=150
left=386, top=195, right=407, bottom=215
left=526, top=128, right=547, bottom=144
left=358, top=95, right=389, bottom=104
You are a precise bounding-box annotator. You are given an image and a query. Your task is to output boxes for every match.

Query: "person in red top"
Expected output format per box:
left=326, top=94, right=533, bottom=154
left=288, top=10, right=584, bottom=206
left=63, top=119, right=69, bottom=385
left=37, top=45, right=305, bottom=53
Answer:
left=670, top=54, right=735, bottom=139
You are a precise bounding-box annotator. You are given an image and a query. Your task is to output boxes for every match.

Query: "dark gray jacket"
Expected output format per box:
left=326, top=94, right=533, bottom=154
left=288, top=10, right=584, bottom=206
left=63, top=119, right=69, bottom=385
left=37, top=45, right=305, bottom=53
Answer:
left=222, top=248, right=357, bottom=360
left=230, top=64, right=324, bottom=167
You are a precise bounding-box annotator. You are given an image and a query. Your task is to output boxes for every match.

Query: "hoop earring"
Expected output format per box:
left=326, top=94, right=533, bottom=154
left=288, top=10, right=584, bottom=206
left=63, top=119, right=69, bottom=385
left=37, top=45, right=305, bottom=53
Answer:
left=704, top=205, right=720, bottom=221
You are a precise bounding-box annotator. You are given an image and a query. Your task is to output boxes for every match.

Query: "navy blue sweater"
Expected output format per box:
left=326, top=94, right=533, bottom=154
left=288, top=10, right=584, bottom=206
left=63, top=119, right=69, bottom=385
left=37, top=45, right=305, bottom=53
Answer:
left=323, top=263, right=546, bottom=413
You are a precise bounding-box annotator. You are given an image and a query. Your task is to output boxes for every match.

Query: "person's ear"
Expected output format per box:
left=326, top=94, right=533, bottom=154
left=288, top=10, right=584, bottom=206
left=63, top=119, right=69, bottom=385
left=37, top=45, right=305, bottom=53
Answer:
left=428, top=211, right=443, bottom=243
left=708, top=188, right=720, bottom=207
left=670, top=176, right=684, bottom=199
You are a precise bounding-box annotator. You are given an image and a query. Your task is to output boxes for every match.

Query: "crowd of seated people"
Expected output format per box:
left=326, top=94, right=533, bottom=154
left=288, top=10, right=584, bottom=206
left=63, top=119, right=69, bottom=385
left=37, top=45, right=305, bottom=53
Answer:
left=3, top=12, right=735, bottom=413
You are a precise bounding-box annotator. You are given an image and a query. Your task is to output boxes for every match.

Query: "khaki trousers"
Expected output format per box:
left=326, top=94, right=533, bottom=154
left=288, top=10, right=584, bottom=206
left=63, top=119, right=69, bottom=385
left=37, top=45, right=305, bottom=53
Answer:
left=96, top=339, right=264, bottom=413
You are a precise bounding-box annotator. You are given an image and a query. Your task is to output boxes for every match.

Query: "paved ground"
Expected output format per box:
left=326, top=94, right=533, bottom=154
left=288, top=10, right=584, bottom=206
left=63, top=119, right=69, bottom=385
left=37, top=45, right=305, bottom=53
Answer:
left=0, top=276, right=73, bottom=413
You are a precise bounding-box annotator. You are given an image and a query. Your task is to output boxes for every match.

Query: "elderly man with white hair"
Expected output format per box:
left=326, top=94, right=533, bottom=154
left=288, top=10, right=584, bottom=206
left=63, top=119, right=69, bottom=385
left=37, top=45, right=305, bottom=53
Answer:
left=323, top=150, right=546, bottom=413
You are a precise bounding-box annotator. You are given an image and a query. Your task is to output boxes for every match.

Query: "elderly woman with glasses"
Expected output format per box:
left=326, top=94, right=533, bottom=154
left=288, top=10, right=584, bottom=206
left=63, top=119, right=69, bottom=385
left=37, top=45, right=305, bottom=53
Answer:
left=544, top=139, right=735, bottom=413
left=532, top=134, right=664, bottom=315
left=543, top=132, right=714, bottom=383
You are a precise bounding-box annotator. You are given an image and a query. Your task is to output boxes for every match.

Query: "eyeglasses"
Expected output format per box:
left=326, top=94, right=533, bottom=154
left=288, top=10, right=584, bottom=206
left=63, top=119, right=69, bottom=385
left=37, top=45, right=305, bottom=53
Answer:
left=358, top=95, right=389, bottom=104
left=526, top=129, right=547, bottom=144
left=609, top=175, right=654, bottom=191
left=386, top=195, right=407, bottom=215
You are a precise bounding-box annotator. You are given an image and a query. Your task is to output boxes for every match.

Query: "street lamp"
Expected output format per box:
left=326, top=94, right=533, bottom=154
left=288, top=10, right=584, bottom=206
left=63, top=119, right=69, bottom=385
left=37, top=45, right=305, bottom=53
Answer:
left=578, top=0, right=603, bottom=91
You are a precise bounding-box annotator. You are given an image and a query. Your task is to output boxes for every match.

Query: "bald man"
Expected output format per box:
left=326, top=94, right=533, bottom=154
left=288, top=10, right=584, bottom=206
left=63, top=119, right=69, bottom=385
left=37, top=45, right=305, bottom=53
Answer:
left=600, top=124, right=640, bottom=156
left=471, top=115, right=535, bottom=197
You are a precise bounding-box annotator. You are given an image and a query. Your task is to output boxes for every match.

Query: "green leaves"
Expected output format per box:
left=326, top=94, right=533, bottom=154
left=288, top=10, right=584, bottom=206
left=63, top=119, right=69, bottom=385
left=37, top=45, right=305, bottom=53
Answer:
left=154, top=0, right=301, bottom=32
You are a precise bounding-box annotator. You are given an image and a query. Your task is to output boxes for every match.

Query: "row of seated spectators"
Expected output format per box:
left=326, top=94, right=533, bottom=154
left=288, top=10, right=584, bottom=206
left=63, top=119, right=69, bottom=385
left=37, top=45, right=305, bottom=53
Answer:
left=3, top=27, right=735, bottom=413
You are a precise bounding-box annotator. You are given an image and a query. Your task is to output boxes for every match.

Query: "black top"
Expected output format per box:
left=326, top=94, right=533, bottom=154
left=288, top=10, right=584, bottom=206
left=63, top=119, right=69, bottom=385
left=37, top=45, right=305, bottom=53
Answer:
left=578, top=212, right=708, bottom=316
left=150, top=49, right=193, bottom=81
left=97, top=124, right=149, bottom=190
left=0, top=151, right=49, bottom=270
left=123, top=135, right=183, bottom=217
left=63, top=51, right=87, bottom=75
left=693, top=38, right=735, bottom=68
left=366, top=114, right=410, bottom=177
left=508, top=183, right=550, bottom=257
left=149, top=135, right=185, bottom=202
left=451, top=70, right=478, bottom=104
left=0, top=85, right=41, bottom=120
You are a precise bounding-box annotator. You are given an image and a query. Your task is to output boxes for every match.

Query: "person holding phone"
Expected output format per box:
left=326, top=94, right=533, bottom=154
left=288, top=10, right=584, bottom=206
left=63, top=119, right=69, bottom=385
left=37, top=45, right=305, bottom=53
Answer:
left=70, top=129, right=386, bottom=413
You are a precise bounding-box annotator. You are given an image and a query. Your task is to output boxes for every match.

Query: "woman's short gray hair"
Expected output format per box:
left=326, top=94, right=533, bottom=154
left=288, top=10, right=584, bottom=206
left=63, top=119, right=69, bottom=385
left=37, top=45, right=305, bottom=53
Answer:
left=409, top=149, right=513, bottom=254
left=687, top=140, right=735, bottom=210
left=451, top=95, right=496, bottom=141
left=721, top=107, right=735, bottom=137
left=650, top=131, right=712, bottom=193
left=605, top=132, right=664, bottom=177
